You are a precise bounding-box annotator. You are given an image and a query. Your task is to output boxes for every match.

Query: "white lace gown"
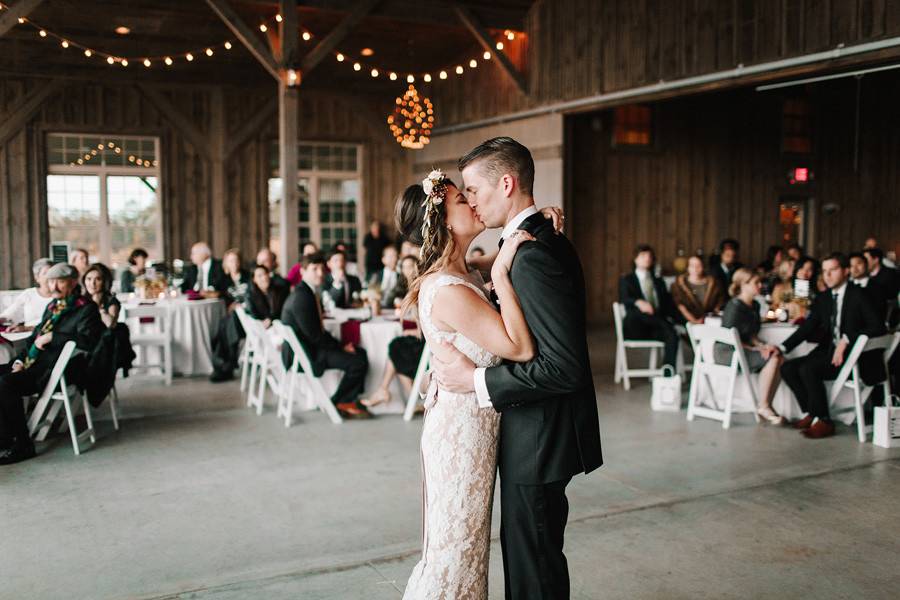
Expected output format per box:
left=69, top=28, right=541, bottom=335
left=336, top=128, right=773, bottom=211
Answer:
left=403, top=272, right=503, bottom=600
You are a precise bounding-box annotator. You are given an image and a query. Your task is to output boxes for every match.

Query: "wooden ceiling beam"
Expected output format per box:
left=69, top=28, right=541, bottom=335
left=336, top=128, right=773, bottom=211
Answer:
left=0, top=78, right=62, bottom=146
left=204, top=0, right=281, bottom=81
left=0, top=0, right=46, bottom=38
left=453, top=3, right=527, bottom=95
left=137, top=85, right=214, bottom=161
left=299, top=0, right=381, bottom=76
left=279, top=0, right=298, bottom=68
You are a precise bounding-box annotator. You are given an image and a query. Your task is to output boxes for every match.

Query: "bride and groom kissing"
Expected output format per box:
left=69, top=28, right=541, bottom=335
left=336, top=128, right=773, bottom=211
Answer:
left=398, top=136, right=603, bottom=599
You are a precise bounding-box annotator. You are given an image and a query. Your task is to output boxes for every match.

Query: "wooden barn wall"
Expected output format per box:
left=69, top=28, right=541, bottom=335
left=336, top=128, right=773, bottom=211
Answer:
left=0, top=79, right=411, bottom=289
left=570, top=73, right=900, bottom=324
left=430, top=0, right=900, bottom=127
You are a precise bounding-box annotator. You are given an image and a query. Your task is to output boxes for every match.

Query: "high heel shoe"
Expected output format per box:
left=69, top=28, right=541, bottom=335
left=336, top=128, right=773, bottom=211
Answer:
left=757, top=406, right=786, bottom=426
left=361, top=389, right=391, bottom=408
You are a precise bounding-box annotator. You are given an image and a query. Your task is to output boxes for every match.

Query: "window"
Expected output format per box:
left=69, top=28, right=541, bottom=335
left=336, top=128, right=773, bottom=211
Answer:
left=46, top=134, right=162, bottom=270
left=269, top=142, right=362, bottom=261
left=612, top=105, right=653, bottom=147
left=782, top=98, right=812, bottom=154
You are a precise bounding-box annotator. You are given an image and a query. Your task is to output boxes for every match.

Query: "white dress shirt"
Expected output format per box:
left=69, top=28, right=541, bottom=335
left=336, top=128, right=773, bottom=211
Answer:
left=380, top=268, right=398, bottom=295
left=831, top=282, right=848, bottom=345
left=473, top=204, right=540, bottom=408
left=0, top=287, right=53, bottom=326
left=852, top=276, right=869, bottom=288
left=194, top=258, right=212, bottom=291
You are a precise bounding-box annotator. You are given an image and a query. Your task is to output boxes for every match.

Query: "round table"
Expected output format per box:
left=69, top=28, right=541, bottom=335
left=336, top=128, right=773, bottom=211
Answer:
left=121, top=297, right=225, bottom=376
left=0, top=330, right=30, bottom=365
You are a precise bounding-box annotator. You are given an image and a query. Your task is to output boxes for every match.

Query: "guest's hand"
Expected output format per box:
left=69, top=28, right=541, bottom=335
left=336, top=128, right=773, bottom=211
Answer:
left=432, top=341, right=476, bottom=394
left=540, top=206, right=565, bottom=234
left=343, top=343, right=356, bottom=354
left=100, top=311, right=115, bottom=328
left=759, top=344, right=777, bottom=359
left=35, top=332, right=52, bottom=349
left=493, top=230, right=534, bottom=276
left=262, top=319, right=272, bottom=329
left=831, top=340, right=848, bottom=367
left=8, top=324, right=31, bottom=333
left=636, top=299, right=655, bottom=315
left=11, top=361, right=24, bottom=373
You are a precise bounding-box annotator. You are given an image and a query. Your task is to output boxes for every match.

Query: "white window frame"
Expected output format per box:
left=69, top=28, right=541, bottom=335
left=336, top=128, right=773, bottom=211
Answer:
left=46, top=133, right=163, bottom=267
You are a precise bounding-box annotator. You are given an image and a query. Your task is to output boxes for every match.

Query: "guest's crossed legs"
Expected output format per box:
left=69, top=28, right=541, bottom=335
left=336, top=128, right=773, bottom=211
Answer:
left=780, top=346, right=839, bottom=420
left=623, top=312, right=679, bottom=368
left=319, top=347, right=369, bottom=406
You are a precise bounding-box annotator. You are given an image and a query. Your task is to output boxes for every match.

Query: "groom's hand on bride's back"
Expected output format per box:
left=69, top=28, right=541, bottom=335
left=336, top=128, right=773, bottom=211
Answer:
left=432, top=341, right=476, bottom=394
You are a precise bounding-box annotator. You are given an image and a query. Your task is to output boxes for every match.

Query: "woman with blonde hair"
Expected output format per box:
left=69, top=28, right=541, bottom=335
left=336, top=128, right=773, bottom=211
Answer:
left=716, top=267, right=785, bottom=425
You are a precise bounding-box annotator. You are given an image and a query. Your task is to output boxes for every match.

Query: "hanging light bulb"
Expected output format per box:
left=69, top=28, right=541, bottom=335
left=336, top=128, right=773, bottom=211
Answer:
left=39, top=29, right=47, bottom=37
left=389, top=72, right=397, bottom=81
left=259, top=23, right=267, bottom=32
left=483, top=51, right=491, bottom=60
left=224, top=41, right=232, bottom=50
left=164, top=56, right=173, bottom=65
left=423, top=73, right=432, bottom=82
left=439, top=70, right=447, bottom=79
left=455, top=65, right=464, bottom=74
left=84, top=49, right=92, bottom=57
left=107, top=56, right=115, bottom=64
left=469, top=59, right=477, bottom=68
left=507, top=31, right=515, bottom=40
left=61, top=40, right=69, bottom=48
left=205, top=48, right=213, bottom=56
left=186, top=53, right=194, bottom=61
left=336, top=53, right=344, bottom=62
left=275, top=14, right=282, bottom=22
left=496, top=41, right=504, bottom=50
left=120, top=58, right=129, bottom=66
left=370, top=68, right=379, bottom=77
left=143, top=58, right=151, bottom=67
left=407, top=74, right=415, bottom=83
left=302, top=31, right=311, bottom=41
left=353, top=62, right=361, bottom=71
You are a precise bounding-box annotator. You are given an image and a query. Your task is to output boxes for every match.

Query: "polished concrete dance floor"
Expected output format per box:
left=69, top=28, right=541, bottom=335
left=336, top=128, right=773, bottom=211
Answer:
left=3, top=331, right=898, bottom=599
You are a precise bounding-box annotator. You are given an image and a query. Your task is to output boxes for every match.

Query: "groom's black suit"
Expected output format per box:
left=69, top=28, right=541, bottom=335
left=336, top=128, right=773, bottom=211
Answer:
left=484, top=211, right=603, bottom=600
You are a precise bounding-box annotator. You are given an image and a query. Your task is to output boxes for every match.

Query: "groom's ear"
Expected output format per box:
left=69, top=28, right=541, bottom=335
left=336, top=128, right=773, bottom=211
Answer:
left=500, top=174, right=516, bottom=197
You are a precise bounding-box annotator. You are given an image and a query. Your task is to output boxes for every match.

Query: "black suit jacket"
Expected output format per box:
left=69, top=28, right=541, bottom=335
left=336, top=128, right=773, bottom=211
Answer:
left=783, top=282, right=887, bottom=384
left=369, top=269, right=407, bottom=308
left=709, top=260, right=743, bottom=290
left=483, top=212, right=603, bottom=485
left=322, top=273, right=362, bottom=309
left=180, top=259, right=230, bottom=294
left=280, top=282, right=341, bottom=374
left=869, top=267, right=900, bottom=323
left=618, top=271, right=678, bottom=321
left=245, top=284, right=289, bottom=321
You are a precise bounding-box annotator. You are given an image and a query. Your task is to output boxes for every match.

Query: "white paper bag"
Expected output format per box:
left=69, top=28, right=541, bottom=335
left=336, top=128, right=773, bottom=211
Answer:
left=873, top=395, right=900, bottom=448
left=651, top=365, right=682, bottom=412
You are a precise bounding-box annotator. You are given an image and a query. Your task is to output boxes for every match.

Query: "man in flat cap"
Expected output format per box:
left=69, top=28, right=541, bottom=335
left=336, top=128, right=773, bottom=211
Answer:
left=0, top=263, right=104, bottom=464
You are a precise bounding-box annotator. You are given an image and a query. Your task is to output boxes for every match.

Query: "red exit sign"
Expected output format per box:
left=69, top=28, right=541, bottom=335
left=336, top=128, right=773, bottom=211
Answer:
left=789, top=167, right=812, bottom=184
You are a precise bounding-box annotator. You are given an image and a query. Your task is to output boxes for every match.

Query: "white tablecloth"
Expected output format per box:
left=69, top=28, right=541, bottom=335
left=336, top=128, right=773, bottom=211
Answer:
left=0, top=330, right=30, bottom=365
left=323, top=316, right=404, bottom=414
left=122, top=298, right=225, bottom=376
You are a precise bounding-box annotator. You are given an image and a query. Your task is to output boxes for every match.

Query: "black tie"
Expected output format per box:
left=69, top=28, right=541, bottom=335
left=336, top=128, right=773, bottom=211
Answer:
left=830, top=292, right=839, bottom=344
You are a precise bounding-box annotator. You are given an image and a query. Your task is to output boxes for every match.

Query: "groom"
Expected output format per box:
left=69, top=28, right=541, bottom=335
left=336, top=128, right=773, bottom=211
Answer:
left=433, top=137, right=603, bottom=599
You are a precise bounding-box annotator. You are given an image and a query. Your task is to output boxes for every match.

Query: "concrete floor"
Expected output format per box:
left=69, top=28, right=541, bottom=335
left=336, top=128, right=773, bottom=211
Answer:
left=2, top=331, right=899, bottom=600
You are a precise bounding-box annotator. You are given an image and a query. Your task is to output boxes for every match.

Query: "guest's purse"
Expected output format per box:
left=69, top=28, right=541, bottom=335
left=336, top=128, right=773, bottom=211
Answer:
left=873, top=394, right=900, bottom=449
left=650, top=365, right=682, bottom=412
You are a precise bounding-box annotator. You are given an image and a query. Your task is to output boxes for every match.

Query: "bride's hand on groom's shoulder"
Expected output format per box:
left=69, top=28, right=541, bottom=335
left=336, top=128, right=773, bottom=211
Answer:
left=540, top=205, right=566, bottom=234
left=493, top=230, right=534, bottom=276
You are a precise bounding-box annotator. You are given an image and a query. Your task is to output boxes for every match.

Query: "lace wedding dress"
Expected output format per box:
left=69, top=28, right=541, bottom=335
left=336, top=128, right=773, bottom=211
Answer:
left=403, top=272, right=503, bottom=600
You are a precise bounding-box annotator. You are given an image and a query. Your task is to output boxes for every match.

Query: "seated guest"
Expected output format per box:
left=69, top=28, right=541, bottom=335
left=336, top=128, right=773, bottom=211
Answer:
left=369, top=246, right=402, bottom=308
left=670, top=254, right=725, bottom=324
left=82, top=263, right=135, bottom=376
left=333, top=241, right=359, bottom=276
left=400, top=239, right=421, bottom=259
left=322, top=251, right=362, bottom=310
left=716, top=268, right=786, bottom=425
left=245, top=265, right=289, bottom=327
left=82, top=263, right=120, bottom=328
left=864, top=237, right=896, bottom=268
left=849, top=252, right=871, bottom=288
left=281, top=253, right=370, bottom=419
left=363, top=220, right=391, bottom=281
left=0, top=258, right=54, bottom=331
left=180, top=242, right=229, bottom=296
left=864, top=246, right=900, bottom=324
left=391, top=254, right=419, bottom=309
left=619, top=244, right=680, bottom=369
left=254, top=248, right=289, bottom=291
left=0, top=264, right=104, bottom=464
left=222, top=248, right=251, bottom=305
left=757, top=245, right=785, bottom=295
left=709, top=238, right=743, bottom=292
left=786, top=243, right=804, bottom=262
left=779, top=253, right=886, bottom=439
left=209, top=249, right=251, bottom=382
left=119, top=248, right=148, bottom=293
left=69, top=248, right=90, bottom=277
left=772, top=256, right=818, bottom=320
left=286, top=242, right=320, bottom=286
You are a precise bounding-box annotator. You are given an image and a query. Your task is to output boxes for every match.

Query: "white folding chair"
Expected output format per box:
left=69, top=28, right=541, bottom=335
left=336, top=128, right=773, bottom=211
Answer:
left=25, top=341, right=96, bottom=455
left=686, top=323, right=761, bottom=429
left=234, top=307, right=262, bottom=393
left=828, top=332, right=900, bottom=443
left=403, top=343, right=431, bottom=422
left=242, top=315, right=277, bottom=415
left=612, top=302, right=665, bottom=390
left=122, top=304, right=173, bottom=385
left=272, top=320, right=342, bottom=426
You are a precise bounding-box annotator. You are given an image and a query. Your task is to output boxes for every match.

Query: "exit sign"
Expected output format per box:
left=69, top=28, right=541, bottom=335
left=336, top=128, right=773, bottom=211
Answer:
left=789, top=167, right=812, bottom=184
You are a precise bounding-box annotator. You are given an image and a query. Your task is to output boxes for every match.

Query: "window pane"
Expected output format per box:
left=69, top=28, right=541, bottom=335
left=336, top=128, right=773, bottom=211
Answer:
left=106, top=176, right=161, bottom=270
left=47, top=175, right=102, bottom=261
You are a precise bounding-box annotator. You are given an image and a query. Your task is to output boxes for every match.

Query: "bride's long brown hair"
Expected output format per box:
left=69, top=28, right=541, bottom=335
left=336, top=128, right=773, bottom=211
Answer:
left=395, top=181, right=458, bottom=316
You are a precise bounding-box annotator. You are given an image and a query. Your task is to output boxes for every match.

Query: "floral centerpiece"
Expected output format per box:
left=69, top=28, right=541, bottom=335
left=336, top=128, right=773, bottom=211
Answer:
left=360, top=285, right=382, bottom=316
left=134, top=273, right=168, bottom=299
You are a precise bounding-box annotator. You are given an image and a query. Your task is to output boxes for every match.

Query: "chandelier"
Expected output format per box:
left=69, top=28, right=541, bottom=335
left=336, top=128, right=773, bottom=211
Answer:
left=387, top=84, right=434, bottom=149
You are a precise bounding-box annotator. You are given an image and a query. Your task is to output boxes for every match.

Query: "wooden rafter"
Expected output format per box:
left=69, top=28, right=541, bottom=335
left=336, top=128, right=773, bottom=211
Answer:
left=0, top=79, right=62, bottom=146
left=137, top=85, right=213, bottom=161
left=204, top=0, right=280, bottom=81
left=453, top=4, right=527, bottom=95
left=0, top=0, right=45, bottom=38
left=224, top=96, right=277, bottom=159
left=299, top=0, right=381, bottom=76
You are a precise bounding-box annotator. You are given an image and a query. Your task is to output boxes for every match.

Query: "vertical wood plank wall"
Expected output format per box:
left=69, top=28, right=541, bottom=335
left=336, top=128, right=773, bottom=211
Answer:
left=0, top=80, right=412, bottom=289
left=571, top=75, right=900, bottom=324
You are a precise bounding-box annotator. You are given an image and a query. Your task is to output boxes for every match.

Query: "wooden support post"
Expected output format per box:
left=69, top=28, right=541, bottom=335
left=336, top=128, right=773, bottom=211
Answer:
left=453, top=4, right=527, bottom=95
left=0, top=79, right=63, bottom=146
left=278, top=81, right=299, bottom=274
left=205, top=0, right=281, bottom=81
left=300, top=0, right=380, bottom=76
left=0, top=0, right=45, bottom=37
left=209, top=88, right=228, bottom=255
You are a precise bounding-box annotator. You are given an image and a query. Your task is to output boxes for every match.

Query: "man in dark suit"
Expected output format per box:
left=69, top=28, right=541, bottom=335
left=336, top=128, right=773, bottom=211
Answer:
left=180, top=242, right=229, bottom=296
left=779, top=253, right=887, bottom=439
left=619, top=244, right=680, bottom=369
left=433, top=137, right=602, bottom=600
left=709, top=238, right=743, bottom=292
left=254, top=248, right=290, bottom=292
left=864, top=246, right=899, bottom=325
left=280, top=253, right=370, bottom=419
left=368, top=246, right=404, bottom=308
left=0, top=264, right=104, bottom=464
left=322, top=251, right=362, bottom=310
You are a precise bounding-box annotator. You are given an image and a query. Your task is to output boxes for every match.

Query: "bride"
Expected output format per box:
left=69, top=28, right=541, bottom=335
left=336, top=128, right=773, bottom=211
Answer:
left=398, top=170, right=555, bottom=599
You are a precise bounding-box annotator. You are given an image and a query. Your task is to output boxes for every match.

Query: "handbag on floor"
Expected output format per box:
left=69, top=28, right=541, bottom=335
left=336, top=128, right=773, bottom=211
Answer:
left=650, top=365, right=682, bottom=412
left=873, top=394, right=900, bottom=448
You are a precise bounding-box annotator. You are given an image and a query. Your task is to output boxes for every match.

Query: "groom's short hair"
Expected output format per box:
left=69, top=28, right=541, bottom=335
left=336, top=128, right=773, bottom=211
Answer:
left=458, top=137, right=534, bottom=196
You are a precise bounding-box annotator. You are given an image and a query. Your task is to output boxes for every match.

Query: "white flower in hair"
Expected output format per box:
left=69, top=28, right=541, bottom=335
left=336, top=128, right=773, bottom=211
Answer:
left=422, top=178, right=434, bottom=196
left=427, top=169, right=442, bottom=181
left=421, top=169, right=445, bottom=202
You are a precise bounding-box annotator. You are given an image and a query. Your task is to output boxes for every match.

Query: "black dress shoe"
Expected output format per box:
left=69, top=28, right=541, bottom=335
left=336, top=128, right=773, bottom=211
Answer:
left=209, top=370, right=234, bottom=383
left=0, top=442, right=36, bottom=465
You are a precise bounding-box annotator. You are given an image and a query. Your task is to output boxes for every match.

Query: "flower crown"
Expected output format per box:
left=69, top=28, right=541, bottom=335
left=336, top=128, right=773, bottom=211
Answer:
left=420, top=169, right=448, bottom=255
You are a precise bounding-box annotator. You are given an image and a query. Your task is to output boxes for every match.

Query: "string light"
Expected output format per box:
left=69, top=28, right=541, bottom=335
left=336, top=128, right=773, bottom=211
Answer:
left=84, top=49, right=92, bottom=57
left=106, top=56, right=115, bottom=64
left=302, top=31, right=311, bottom=41
left=60, top=40, right=69, bottom=48
left=469, top=59, right=477, bottom=68
left=439, top=70, right=447, bottom=79
left=259, top=23, right=267, bottom=32
left=370, top=68, right=378, bottom=77
left=186, top=53, right=194, bottom=61
left=120, top=58, right=128, bottom=67
left=423, top=73, right=432, bottom=82
left=483, top=51, right=491, bottom=60
left=455, top=65, right=464, bottom=74
left=205, top=47, right=213, bottom=56
left=143, top=58, right=151, bottom=67
left=164, top=56, right=173, bottom=65
left=353, top=62, right=361, bottom=71
left=224, top=41, right=232, bottom=50
left=496, top=41, right=504, bottom=50
left=67, top=140, right=156, bottom=168
left=336, top=53, right=344, bottom=62
left=39, top=29, right=47, bottom=37
left=275, top=14, right=282, bottom=23
left=387, top=84, right=434, bottom=149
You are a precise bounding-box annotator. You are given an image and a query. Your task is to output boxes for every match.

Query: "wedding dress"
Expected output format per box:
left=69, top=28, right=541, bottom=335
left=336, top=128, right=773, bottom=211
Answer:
left=403, top=272, right=503, bottom=600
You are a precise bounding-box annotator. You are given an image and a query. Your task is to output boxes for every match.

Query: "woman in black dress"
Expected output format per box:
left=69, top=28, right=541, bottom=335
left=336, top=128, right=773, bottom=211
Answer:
left=82, top=262, right=135, bottom=378
left=715, top=268, right=785, bottom=425
left=245, top=265, right=288, bottom=327
left=210, top=249, right=252, bottom=381
left=119, top=248, right=148, bottom=293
